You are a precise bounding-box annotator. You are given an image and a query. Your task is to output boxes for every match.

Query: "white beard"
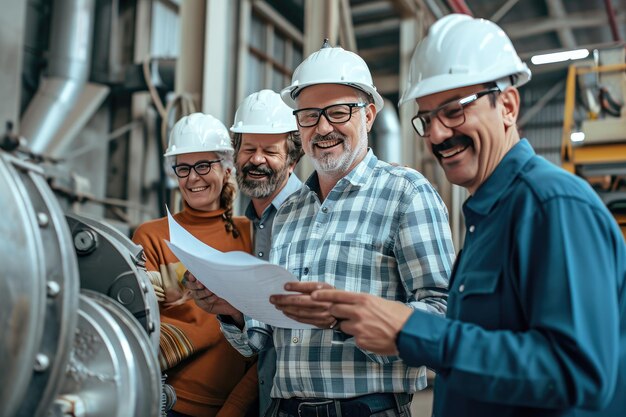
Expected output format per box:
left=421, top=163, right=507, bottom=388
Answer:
left=311, top=117, right=368, bottom=176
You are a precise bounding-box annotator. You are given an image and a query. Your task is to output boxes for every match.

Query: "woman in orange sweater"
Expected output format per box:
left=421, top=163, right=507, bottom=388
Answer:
left=133, top=113, right=257, bottom=417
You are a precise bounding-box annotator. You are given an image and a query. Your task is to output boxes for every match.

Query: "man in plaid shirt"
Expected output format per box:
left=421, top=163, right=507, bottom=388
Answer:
left=209, top=41, right=455, bottom=417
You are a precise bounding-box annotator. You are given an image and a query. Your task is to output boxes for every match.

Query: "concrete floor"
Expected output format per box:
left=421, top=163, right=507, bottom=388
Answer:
left=410, top=386, right=433, bottom=417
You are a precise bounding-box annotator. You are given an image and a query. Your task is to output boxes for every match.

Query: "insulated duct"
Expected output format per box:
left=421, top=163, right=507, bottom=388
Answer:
left=372, top=98, right=402, bottom=164
left=20, top=0, right=95, bottom=155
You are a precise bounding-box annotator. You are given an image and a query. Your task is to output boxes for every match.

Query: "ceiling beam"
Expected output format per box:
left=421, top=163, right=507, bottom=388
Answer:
left=503, top=10, right=626, bottom=40
left=359, top=45, right=399, bottom=61
left=351, top=0, right=394, bottom=17
left=253, top=0, right=303, bottom=44
left=490, top=0, right=520, bottom=23
left=354, top=17, right=401, bottom=37
left=545, top=0, right=577, bottom=49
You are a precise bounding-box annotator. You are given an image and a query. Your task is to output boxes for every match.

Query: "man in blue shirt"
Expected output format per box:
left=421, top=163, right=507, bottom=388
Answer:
left=313, top=14, right=626, bottom=417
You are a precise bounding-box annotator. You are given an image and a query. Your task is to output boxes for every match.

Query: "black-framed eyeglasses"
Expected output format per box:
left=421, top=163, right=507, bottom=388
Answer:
left=171, top=159, right=221, bottom=178
left=411, top=87, right=500, bottom=136
left=293, top=103, right=367, bottom=127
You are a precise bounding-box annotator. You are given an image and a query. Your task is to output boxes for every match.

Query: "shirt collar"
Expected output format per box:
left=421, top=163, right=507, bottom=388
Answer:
left=244, top=173, right=303, bottom=220
left=465, top=139, right=535, bottom=216
left=304, top=148, right=377, bottom=194
left=272, top=173, right=303, bottom=209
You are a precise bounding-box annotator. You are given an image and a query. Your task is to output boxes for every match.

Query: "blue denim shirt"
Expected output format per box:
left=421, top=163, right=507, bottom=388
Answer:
left=397, top=139, right=626, bottom=417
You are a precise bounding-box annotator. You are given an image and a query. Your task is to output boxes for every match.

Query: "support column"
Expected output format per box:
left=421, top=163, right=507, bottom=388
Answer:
left=203, top=0, right=236, bottom=122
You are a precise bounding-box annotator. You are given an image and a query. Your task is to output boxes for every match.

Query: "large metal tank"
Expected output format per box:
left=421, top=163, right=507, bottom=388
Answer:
left=0, top=150, right=166, bottom=416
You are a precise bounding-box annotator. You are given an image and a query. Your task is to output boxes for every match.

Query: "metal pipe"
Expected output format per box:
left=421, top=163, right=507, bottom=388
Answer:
left=604, top=0, right=622, bottom=42
left=372, top=98, right=402, bottom=164
left=447, top=0, right=472, bottom=16
left=424, top=0, right=445, bottom=19
left=20, top=0, right=96, bottom=155
left=546, top=0, right=577, bottom=49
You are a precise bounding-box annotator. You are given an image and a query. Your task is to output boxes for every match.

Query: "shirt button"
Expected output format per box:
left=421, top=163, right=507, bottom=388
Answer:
left=469, top=225, right=475, bottom=233
left=321, top=207, right=328, bottom=213
left=259, top=224, right=264, bottom=229
left=259, top=379, right=265, bottom=385
left=458, top=284, right=465, bottom=293
left=303, top=267, right=309, bottom=275
left=258, top=252, right=264, bottom=257
left=292, top=337, right=299, bottom=343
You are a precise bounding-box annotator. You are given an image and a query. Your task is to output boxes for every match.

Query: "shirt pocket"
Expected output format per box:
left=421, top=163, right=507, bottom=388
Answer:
left=321, top=233, right=388, bottom=293
left=456, top=269, right=501, bottom=329
left=271, top=241, right=305, bottom=278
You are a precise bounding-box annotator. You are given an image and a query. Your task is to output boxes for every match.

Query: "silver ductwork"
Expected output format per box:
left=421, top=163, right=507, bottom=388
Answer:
left=20, top=0, right=95, bottom=156
left=372, top=98, right=403, bottom=164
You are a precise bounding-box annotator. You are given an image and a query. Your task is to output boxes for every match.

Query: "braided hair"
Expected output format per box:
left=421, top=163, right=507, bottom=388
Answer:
left=220, top=178, right=240, bottom=238
left=215, top=150, right=240, bottom=239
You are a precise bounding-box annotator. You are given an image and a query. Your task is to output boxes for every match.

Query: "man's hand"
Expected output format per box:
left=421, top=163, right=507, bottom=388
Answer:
left=181, top=271, right=243, bottom=322
left=270, top=281, right=337, bottom=329
left=311, top=289, right=413, bottom=355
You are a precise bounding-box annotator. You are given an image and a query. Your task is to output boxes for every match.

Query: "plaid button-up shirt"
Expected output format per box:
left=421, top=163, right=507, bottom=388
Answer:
left=221, top=150, right=455, bottom=399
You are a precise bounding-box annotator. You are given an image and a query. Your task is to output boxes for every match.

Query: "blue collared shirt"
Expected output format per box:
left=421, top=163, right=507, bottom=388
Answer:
left=222, top=149, right=455, bottom=399
left=397, top=139, right=626, bottom=416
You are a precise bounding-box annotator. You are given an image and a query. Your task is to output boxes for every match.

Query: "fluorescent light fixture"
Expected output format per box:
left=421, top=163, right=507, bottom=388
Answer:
left=570, top=131, right=585, bottom=142
left=531, top=49, right=590, bottom=65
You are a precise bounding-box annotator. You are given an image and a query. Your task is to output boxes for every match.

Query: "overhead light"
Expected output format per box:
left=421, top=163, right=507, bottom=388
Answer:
left=571, top=131, right=585, bottom=142
left=531, top=49, right=590, bottom=65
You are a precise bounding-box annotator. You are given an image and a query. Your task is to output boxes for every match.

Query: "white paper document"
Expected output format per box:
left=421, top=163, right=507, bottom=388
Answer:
left=165, top=210, right=313, bottom=329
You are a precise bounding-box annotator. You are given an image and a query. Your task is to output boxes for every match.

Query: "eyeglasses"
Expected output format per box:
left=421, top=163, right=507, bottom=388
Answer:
left=172, top=159, right=221, bottom=178
left=411, top=87, right=500, bottom=136
left=293, top=103, right=367, bottom=127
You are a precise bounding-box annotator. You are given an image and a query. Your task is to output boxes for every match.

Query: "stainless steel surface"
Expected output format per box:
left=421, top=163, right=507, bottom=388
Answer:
left=0, top=152, right=80, bottom=417
left=66, top=213, right=161, bottom=353
left=0, top=153, right=46, bottom=417
left=1, top=151, right=163, bottom=415
left=83, top=290, right=162, bottom=417
left=15, top=164, right=80, bottom=417
left=58, top=294, right=138, bottom=417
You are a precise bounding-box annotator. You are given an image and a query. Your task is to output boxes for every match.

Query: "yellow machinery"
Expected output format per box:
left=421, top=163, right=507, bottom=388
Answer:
left=561, top=54, right=626, bottom=241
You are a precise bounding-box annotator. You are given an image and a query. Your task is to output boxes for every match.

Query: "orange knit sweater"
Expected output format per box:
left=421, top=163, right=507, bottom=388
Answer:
left=132, top=206, right=258, bottom=417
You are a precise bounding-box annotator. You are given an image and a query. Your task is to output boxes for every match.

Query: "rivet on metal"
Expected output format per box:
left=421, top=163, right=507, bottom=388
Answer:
left=47, top=281, right=61, bottom=297
left=34, top=353, right=50, bottom=372
left=37, top=212, right=49, bottom=227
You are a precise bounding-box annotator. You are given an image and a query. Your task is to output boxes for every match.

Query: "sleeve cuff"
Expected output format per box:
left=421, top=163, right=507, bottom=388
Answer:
left=397, top=309, right=448, bottom=371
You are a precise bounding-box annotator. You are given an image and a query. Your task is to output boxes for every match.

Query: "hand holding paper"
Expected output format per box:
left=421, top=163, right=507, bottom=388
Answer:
left=183, top=270, right=242, bottom=317
left=165, top=210, right=313, bottom=329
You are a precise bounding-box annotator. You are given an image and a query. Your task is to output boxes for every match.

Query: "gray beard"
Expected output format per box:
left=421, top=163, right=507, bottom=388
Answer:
left=311, top=123, right=368, bottom=176
left=236, top=163, right=289, bottom=200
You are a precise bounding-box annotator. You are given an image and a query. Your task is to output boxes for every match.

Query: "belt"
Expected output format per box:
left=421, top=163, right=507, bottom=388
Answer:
left=278, top=393, right=412, bottom=417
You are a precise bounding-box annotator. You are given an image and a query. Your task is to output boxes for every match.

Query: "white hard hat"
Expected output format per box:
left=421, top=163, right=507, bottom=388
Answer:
left=281, top=40, right=384, bottom=111
left=399, top=14, right=531, bottom=106
left=164, top=113, right=233, bottom=157
left=230, top=89, right=297, bottom=134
